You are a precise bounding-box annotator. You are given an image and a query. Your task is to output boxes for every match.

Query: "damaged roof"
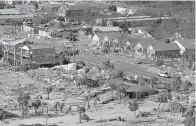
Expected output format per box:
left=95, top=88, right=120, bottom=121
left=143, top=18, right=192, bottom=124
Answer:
left=176, top=39, right=195, bottom=50
left=152, top=43, right=180, bottom=51
left=95, top=32, right=122, bottom=40
left=67, top=4, right=90, bottom=10
left=93, top=26, right=122, bottom=32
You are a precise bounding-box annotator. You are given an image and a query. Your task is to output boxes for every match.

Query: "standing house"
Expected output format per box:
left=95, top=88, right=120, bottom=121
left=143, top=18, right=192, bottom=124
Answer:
left=45, top=4, right=62, bottom=16
left=133, top=38, right=160, bottom=55
left=94, top=32, right=122, bottom=46
left=109, top=78, right=155, bottom=99
left=147, top=43, right=181, bottom=59
left=22, top=44, right=56, bottom=67
left=57, top=4, right=90, bottom=22
left=125, top=84, right=155, bottom=99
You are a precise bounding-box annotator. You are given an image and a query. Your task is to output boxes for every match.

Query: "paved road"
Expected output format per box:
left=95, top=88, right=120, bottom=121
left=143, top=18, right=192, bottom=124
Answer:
left=75, top=54, right=170, bottom=82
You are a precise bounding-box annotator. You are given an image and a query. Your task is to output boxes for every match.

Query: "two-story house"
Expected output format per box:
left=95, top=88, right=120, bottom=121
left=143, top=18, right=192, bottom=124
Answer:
left=57, top=4, right=91, bottom=22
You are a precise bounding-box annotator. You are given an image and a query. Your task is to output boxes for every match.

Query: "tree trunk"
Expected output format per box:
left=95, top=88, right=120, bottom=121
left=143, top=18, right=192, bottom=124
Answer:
left=60, top=106, right=63, bottom=113
left=119, top=92, right=121, bottom=103
left=133, top=111, right=138, bottom=118
left=34, top=107, right=37, bottom=115
left=47, top=93, right=49, bottom=100
left=22, top=105, right=24, bottom=119
left=65, top=106, right=71, bottom=114
left=79, top=107, right=81, bottom=123
left=55, top=104, right=58, bottom=113
left=2, top=111, right=5, bottom=122
left=46, top=106, right=49, bottom=126
left=15, top=24, right=16, bottom=34
left=158, top=102, right=161, bottom=109
left=87, top=100, right=89, bottom=111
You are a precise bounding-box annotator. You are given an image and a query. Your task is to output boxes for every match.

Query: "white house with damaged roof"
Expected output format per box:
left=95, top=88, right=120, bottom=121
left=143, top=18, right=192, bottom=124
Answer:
left=172, top=38, right=195, bottom=55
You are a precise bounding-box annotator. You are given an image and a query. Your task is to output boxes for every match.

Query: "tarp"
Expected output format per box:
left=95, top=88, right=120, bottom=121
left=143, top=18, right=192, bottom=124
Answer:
left=126, top=85, right=154, bottom=93
left=99, top=90, right=118, bottom=104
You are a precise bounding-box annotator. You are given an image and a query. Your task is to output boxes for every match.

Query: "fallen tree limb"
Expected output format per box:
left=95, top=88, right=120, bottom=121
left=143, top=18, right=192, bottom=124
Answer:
left=95, top=116, right=125, bottom=123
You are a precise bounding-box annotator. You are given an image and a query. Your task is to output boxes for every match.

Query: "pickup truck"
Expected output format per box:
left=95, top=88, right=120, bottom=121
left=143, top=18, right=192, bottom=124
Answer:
left=158, top=71, right=171, bottom=78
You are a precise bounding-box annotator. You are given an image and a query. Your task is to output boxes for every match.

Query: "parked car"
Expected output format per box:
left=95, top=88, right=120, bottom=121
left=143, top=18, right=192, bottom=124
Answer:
left=158, top=71, right=171, bottom=78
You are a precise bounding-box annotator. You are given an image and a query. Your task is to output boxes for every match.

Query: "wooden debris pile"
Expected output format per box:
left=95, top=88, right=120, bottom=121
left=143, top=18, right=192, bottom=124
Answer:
left=26, top=68, right=60, bottom=83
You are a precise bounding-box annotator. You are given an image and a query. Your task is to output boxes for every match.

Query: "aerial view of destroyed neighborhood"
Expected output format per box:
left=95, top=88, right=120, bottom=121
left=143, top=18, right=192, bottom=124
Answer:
left=0, top=0, right=195, bottom=126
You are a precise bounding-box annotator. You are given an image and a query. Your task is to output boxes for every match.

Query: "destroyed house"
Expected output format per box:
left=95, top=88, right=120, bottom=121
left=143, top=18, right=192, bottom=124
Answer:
left=147, top=43, right=181, bottom=59
left=2, top=38, right=32, bottom=66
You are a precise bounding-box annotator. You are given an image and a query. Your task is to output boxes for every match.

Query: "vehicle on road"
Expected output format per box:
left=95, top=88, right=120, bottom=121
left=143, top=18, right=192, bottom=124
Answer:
left=158, top=71, right=171, bottom=78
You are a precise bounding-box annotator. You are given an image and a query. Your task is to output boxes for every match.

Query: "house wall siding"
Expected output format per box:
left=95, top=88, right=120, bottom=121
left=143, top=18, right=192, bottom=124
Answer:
left=155, top=50, right=180, bottom=58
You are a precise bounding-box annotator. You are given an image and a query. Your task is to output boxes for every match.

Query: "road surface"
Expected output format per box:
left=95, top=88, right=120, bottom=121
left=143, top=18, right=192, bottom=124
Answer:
left=75, top=54, right=170, bottom=82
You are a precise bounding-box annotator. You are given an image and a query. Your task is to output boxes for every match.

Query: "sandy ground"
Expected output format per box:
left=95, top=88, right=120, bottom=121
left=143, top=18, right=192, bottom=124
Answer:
left=0, top=72, right=185, bottom=126
left=0, top=100, right=185, bottom=126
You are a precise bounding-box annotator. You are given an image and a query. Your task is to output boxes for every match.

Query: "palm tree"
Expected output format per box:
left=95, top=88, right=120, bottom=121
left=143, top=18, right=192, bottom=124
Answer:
left=150, top=77, right=158, bottom=89
left=46, top=86, right=53, bottom=100
left=57, top=102, right=65, bottom=113
left=0, top=109, right=6, bottom=122
left=77, top=106, right=86, bottom=123
left=181, top=80, right=191, bottom=93
left=102, top=59, right=114, bottom=70
left=84, top=95, right=91, bottom=111
left=172, top=76, right=182, bottom=93
left=116, top=70, right=125, bottom=79
left=117, top=85, right=126, bottom=103
left=157, top=91, right=172, bottom=110
left=109, top=83, right=117, bottom=98
left=9, top=19, right=17, bottom=34
left=31, top=100, right=42, bottom=115
left=128, top=100, right=139, bottom=118
left=184, top=116, right=195, bottom=126
left=17, top=92, right=31, bottom=118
